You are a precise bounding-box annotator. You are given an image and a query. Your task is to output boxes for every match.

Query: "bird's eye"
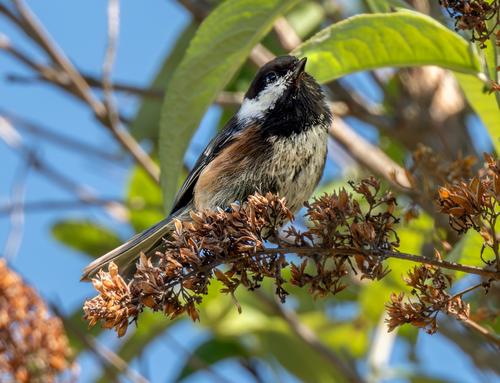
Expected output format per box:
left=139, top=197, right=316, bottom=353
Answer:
left=264, top=71, right=277, bottom=84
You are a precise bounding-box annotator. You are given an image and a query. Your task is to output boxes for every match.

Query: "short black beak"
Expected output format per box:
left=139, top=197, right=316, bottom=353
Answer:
left=292, top=57, right=307, bottom=81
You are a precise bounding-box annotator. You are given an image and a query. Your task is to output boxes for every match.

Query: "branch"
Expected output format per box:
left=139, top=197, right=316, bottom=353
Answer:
left=0, top=110, right=122, bottom=162
left=260, top=247, right=500, bottom=280
left=54, top=306, right=149, bottom=383
left=463, top=318, right=500, bottom=348
left=0, top=2, right=160, bottom=183
left=257, top=291, right=365, bottom=383
left=273, top=16, right=301, bottom=51
left=0, top=117, right=127, bottom=221
left=329, top=117, right=412, bottom=189
left=0, top=198, right=126, bottom=215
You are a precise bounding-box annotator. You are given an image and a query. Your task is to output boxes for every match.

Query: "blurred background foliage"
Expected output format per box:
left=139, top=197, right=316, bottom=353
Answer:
left=0, top=0, right=499, bottom=382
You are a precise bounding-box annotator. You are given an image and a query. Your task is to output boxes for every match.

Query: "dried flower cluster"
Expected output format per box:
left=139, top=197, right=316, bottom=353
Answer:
left=437, top=153, right=500, bottom=267
left=0, top=260, right=72, bottom=383
left=439, top=0, right=500, bottom=48
left=84, top=193, right=293, bottom=335
left=407, top=144, right=477, bottom=198
left=289, top=177, right=399, bottom=296
left=384, top=153, right=500, bottom=335
left=84, top=180, right=400, bottom=336
left=386, top=264, right=470, bottom=333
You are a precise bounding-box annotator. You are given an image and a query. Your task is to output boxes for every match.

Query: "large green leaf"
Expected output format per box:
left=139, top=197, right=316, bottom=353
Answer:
left=176, top=337, right=249, bottom=381
left=363, top=0, right=411, bottom=13
left=51, top=220, right=122, bottom=258
left=158, top=0, right=299, bottom=212
left=126, top=165, right=164, bottom=232
left=130, top=23, right=197, bottom=142
left=292, top=10, right=481, bottom=84
left=286, top=1, right=325, bottom=39
left=257, top=328, right=346, bottom=382
left=455, top=73, right=500, bottom=153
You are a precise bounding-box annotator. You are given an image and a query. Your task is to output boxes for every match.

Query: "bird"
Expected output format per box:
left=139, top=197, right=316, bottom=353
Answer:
left=82, top=55, right=332, bottom=281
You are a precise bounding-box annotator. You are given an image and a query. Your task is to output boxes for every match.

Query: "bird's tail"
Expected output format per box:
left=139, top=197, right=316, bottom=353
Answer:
left=81, top=206, right=189, bottom=281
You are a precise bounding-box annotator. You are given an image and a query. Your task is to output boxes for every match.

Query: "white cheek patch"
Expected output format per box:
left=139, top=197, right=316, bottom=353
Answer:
left=237, top=75, right=289, bottom=121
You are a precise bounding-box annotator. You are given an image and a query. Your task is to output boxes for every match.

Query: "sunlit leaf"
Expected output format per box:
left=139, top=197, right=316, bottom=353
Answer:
left=446, top=230, right=492, bottom=279
left=159, top=0, right=299, bottom=212
left=363, top=0, right=411, bottom=13
left=455, top=73, right=500, bottom=152
left=286, top=1, right=325, bottom=38
left=130, top=22, right=197, bottom=142
left=51, top=220, right=122, bottom=258
left=126, top=165, right=164, bottom=232
left=293, top=10, right=481, bottom=83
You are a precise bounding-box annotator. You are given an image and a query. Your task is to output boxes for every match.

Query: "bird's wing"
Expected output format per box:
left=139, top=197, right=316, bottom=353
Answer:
left=170, top=116, right=242, bottom=214
left=81, top=117, right=244, bottom=281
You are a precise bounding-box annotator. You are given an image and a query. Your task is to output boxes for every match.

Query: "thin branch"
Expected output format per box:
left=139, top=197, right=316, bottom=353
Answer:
left=327, top=81, right=391, bottom=130
left=249, top=44, right=275, bottom=67
left=54, top=307, right=149, bottom=383
left=259, top=247, right=500, bottom=280
left=463, top=318, right=500, bottom=348
left=0, top=110, right=121, bottom=162
left=102, top=0, right=121, bottom=140
left=329, top=117, right=412, bottom=189
left=257, top=291, right=365, bottom=383
left=0, top=198, right=127, bottom=215
left=12, top=0, right=106, bottom=115
left=2, top=155, right=31, bottom=260
left=1, top=2, right=160, bottom=183
left=0, top=118, right=127, bottom=221
left=273, top=16, right=301, bottom=51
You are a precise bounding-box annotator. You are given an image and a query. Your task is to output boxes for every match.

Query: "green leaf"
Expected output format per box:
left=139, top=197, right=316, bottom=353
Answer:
left=130, top=23, right=198, bottom=142
left=292, top=10, right=481, bottom=84
left=126, top=165, right=164, bottom=232
left=286, top=2, right=325, bottom=39
left=363, top=0, right=411, bottom=13
left=446, top=230, right=493, bottom=279
left=484, top=10, right=499, bottom=85
left=51, top=220, right=122, bottom=258
left=176, top=337, right=249, bottom=380
left=455, top=73, right=500, bottom=152
left=159, top=0, right=299, bottom=212
left=257, top=328, right=346, bottom=382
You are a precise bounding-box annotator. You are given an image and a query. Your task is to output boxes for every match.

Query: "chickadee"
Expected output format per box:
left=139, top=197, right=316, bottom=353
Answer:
left=82, top=55, right=332, bottom=280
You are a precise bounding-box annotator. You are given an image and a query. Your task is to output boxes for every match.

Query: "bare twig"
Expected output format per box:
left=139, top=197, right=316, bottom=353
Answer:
left=257, top=291, right=365, bottom=383
left=0, top=110, right=121, bottom=161
left=463, top=318, right=500, bottom=348
left=0, top=2, right=160, bottom=183
left=249, top=44, right=275, bottom=67
left=2, top=156, right=31, bottom=260
left=102, top=0, right=121, bottom=137
left=0, top=198, right=127, bottom=215
left=273, top=16, right=302, bottom=51
left=0, top=117, right=127, bottom=221
left=329, top=118, right=412, bottom=189
left=328, top=81, right=391, bottom=130
left=259, top=247, right=500, bottom=280
left=54, top=307, right=149, bottom=383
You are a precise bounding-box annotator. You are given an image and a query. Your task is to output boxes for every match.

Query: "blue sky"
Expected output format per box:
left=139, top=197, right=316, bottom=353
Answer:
left=0, top=1, right=498, bottom=382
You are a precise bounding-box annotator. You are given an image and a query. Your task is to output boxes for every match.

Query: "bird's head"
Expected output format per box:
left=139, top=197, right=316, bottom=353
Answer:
left=237, top=55, right=330, bottom=134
